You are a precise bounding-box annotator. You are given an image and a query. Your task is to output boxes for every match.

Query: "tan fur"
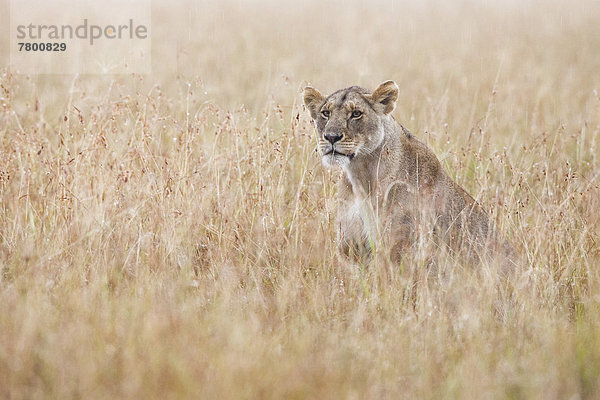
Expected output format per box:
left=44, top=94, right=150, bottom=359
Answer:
left=304, top=81, right=515, bottom=268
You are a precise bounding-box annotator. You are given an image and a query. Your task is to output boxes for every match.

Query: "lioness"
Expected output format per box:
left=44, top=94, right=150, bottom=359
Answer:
left=304, top=81, right=515, bottom=268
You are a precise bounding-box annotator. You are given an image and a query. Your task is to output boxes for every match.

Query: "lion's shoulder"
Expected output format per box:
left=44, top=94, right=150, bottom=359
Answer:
left=394, top=126, right=443, bottom=189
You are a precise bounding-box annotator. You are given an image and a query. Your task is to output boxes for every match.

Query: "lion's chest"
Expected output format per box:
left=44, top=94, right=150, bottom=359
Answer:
left=337, top=195, right=377, bottom=251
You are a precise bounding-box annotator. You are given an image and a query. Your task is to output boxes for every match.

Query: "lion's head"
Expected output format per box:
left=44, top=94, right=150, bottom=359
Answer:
left=304, top=81, right=399, bottom=168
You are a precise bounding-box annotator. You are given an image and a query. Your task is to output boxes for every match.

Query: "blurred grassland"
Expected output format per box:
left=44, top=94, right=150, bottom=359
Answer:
left=1, top=0, right=600, bottom=398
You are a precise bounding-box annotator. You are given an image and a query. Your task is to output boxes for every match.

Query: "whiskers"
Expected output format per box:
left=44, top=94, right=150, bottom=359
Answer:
left=318, top=139, right=359, bottom=158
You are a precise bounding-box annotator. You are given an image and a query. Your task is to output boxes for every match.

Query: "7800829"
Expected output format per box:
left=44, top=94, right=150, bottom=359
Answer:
left=18, top=42, right=66, bottom=51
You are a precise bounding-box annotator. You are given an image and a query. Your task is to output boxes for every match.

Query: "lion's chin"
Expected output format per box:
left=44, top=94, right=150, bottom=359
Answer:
left=321, top=152, right=352, bottom=168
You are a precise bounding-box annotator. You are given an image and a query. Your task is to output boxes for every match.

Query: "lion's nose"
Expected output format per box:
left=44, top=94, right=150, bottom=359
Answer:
left=324, top=133, right=343, bottom=144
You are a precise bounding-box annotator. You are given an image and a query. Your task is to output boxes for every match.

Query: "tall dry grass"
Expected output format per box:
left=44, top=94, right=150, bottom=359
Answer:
left=1, top=0, right=600, bottom=398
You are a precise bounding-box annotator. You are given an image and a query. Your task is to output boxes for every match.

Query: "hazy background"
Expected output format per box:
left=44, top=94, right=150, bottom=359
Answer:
left=3, top=0, right=600, bottom=139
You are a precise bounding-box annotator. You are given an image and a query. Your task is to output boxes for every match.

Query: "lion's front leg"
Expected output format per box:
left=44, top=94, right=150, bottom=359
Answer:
left=385, top=210, right=417, bottom=264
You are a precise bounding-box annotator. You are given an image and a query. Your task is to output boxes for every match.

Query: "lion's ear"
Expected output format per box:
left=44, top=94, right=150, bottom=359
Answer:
left=304, top=86, right=325, bottom=120
left=368, top=81, right=399, bottom=114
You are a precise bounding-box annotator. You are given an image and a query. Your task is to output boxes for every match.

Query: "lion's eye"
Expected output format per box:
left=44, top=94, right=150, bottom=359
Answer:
left=351, top=110, right=363, bottom=119
left=321, top=110, right=330, bottom=118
